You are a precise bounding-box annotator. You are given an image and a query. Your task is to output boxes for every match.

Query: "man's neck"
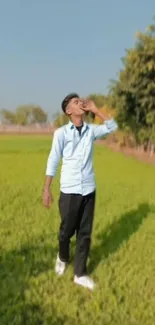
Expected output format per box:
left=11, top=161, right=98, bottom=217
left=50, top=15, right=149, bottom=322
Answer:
left=70, top=116, right=83, bottom=127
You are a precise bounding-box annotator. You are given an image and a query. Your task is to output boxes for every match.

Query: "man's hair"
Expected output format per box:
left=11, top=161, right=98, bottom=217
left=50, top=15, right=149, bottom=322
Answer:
left=61, top=93, right=79, bottom=113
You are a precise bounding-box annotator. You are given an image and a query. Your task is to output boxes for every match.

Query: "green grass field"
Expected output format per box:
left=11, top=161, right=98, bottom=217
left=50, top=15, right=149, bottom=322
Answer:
left=0, top=135, right=155, bottom=325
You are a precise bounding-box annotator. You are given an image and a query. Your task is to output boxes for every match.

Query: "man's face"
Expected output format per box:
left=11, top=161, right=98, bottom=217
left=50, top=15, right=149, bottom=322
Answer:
left=66, top=97, right=85, bottom=117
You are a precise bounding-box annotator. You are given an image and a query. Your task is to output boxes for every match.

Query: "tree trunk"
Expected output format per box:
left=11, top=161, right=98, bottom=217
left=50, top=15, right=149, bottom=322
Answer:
left=150, top=143, right=155, bottom=157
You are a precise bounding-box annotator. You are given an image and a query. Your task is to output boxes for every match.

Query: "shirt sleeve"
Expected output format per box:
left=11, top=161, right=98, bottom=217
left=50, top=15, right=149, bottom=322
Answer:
left=46, top=128, right=64, bottom=177
left=91, top=119, right=118, bottom=140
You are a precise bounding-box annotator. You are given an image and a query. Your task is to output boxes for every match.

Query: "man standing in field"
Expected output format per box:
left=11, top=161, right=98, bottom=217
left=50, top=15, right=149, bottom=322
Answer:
left=42, top=94, right=118, bottom=290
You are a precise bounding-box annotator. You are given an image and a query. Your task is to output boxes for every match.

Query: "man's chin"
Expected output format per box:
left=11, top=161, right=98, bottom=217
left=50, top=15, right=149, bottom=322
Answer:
left=73, top=108, right=85, bottom=117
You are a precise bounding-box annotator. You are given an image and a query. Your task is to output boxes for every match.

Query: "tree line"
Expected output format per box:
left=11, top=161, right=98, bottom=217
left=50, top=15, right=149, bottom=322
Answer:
left=1, top=19, right=155, bottom=154
left=0, top=105, right=48, bottom=125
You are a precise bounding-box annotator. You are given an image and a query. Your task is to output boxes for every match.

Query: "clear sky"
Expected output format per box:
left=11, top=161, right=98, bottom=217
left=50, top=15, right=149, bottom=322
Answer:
left=0, top=0, right=154, bottom=118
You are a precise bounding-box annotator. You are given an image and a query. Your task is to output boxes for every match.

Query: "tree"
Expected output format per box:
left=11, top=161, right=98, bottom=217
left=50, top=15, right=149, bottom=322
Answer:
left=87, top=94, right=107, bottom=108
left=110, top=20, right=155, bottom=153
left=54, top=112, right=69, bottom=127
left=30, top=106, right=47, bottom=124
left=15, top=105, right=31, bottom=125
left=0, top=105, right=48, bottom=125
left=0, top=109, right=16, bottom=124
left=16, top=105, right=48, bottom=125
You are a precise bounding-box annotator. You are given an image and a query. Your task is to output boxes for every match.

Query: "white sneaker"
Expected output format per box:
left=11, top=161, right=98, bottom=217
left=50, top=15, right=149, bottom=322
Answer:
left=74, top=275, right=95, bottom=291
left=55, top=254, right=66, bottom=276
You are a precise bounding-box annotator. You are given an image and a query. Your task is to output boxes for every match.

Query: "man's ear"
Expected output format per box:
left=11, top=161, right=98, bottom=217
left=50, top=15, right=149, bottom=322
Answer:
left=66, top=107, right=71, bottom=115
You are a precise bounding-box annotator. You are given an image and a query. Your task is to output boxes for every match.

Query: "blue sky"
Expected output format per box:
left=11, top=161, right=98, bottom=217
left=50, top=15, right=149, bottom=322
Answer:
left=0, top=0, right=154, bottom=118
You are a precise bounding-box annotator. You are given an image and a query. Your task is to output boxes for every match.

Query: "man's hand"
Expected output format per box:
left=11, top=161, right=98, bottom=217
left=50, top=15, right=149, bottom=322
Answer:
left=81, top=99, right=98, bottom=114
left=82, top=99, right=111, bottom=121
left=42, top=188, right=53, bottom=208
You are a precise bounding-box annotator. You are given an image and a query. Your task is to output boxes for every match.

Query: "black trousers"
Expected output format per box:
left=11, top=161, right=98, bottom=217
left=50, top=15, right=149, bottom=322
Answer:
left=58, top=191, right=96, bottom=277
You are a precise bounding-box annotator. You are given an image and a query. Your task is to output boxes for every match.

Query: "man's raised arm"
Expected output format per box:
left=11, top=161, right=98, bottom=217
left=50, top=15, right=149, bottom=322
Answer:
left=82, top=100, right=118, bottom=140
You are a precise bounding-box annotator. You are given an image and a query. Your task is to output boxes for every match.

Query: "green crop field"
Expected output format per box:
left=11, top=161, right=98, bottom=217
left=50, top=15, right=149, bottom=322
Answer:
left=0, top=135, right=155, bottom=325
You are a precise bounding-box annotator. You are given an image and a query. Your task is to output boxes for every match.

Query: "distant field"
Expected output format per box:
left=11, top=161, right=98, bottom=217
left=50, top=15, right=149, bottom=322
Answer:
left=0, top=135, right=155, bottom=325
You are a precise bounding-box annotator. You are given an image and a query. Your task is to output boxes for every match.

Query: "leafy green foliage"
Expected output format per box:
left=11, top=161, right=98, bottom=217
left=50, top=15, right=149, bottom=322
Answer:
left=0, top=136, right=155, bottom=324
left=0, top=105, right=48, bottom=125
left=110, top=20, right=155, bottom=152
left=54, top=112, right=69, bottom=127
left=0, top=109, right=17, bottom=124
left=87, top=94, right=108, bottom=108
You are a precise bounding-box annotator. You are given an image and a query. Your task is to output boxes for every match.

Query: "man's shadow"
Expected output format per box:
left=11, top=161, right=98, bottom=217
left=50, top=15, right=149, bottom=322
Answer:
left=89, top=203, right=153, bottom=273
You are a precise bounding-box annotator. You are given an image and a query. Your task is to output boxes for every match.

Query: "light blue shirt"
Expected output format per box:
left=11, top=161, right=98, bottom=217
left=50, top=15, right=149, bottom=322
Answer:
left=46, top=119, right=118, bottom=195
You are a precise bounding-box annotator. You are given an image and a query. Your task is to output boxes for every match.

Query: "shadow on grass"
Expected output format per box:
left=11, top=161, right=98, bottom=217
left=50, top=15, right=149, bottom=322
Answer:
left=89, top=203, right=154, bottom=273
left=0, top=241, right=68, bottom=325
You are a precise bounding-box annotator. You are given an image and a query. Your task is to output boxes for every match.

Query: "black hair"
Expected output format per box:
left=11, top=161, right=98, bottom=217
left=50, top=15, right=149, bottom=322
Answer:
left=61, top=93, right=79, bottom=113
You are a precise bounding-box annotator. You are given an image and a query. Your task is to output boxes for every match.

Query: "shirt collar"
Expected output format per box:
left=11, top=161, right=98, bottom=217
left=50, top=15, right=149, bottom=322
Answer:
left=68, top=120, right=89, bottom=131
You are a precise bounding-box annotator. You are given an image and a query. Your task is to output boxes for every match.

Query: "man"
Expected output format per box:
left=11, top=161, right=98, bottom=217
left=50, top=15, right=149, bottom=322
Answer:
left=42, top=93, right=118, bottom=291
